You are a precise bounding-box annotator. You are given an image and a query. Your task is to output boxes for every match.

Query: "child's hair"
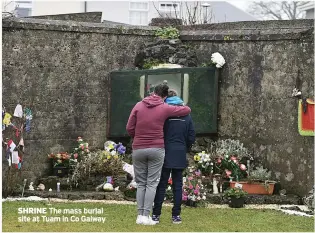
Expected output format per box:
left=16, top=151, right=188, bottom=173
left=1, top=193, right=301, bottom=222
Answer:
left=168, top=89, right=178, bottom=97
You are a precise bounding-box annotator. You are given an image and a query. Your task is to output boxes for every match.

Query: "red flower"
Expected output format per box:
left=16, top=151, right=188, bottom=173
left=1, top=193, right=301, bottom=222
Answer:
left=168, top=178, right=172, bottom=185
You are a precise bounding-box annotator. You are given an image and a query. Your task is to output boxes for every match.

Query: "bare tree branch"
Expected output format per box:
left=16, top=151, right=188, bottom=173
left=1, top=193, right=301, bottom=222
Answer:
left=248, top=1, right=309, bottom=20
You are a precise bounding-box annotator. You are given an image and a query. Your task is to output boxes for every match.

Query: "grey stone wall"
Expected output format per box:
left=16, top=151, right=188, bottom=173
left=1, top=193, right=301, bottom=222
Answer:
left=2, top=18, right=314, bottom=196
left=27, top=12, right=103, bottom=23
left=180, top=20, right=314, bottom=195
left=2, top=18, right=156, bottom=183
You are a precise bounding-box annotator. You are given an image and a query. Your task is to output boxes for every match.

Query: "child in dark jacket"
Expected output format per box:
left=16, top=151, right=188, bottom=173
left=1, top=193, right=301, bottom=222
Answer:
left=152, top=90, right=196, bottom=224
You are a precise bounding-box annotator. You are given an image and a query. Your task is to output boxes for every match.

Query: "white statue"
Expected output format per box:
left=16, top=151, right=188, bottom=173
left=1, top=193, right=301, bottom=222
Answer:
left=28, top=182, right=34, bottom=191
left=37, top=183, right=45, bottom=191
left=213, top=178, right=218, bottom=194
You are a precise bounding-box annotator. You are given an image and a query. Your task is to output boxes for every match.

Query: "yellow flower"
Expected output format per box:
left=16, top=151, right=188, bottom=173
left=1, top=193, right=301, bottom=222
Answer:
left=107, top=155, right=111, bottom=160
left=113, top=155, right=118, bottom=159
left=194, top=155, right=200, bottom=161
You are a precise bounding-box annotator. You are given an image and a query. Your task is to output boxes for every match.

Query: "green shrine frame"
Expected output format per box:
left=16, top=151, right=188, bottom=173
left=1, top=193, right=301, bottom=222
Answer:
left=107, top=67, right=219, bottom=137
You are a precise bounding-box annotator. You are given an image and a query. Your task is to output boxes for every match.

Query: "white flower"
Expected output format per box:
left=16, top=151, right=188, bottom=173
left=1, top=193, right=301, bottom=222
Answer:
left=202, top=196, right=206, bottom=200
left=211, top=52, right=225, bottom=68
left=203, top=192, right=207, bottom=196
left=111, top=150, right=116, bottom=156
left=197, top=196, right=201, bottom=201
left=167, top=186, right=171, bottom=190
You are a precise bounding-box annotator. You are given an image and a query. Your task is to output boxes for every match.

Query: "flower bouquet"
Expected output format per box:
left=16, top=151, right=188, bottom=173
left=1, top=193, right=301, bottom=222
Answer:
left=48, top=152, right=71, bottom=168
left=194, top=151, right=213, bottom=176
left=214, top=154, right=247, bottom=181
left=72, top=137, right=90, bottom=162
left=48, top=152, right=72, bottom=177
left=182, top=169, right=207, bottom=207
left=104, top=141, right=126, bottom=158
left=165, top=177, right=173, bottom=202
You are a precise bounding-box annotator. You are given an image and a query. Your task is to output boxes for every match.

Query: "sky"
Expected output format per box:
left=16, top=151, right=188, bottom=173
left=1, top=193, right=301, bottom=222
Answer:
left=227, top=0, right=250, bottom=11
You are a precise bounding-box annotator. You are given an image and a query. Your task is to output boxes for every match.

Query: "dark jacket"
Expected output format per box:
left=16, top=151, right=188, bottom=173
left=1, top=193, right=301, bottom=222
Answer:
left=163, top=114, right=196, bottom=169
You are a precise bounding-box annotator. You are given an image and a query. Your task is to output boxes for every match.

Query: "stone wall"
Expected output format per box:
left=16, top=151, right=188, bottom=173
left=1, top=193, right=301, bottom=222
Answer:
left=2, top=18, right=156, bottom=183
left=27, top=12, right=103, bottom=23
left=2, top=18, right=314, bottom=196
left=180, top=20, right=314, bottom=195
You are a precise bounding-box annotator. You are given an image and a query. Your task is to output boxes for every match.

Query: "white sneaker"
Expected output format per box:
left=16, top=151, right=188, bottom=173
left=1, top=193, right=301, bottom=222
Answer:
left=142, top=216, right=157, bottom=225
left=136, top=215, right=144, bottom=224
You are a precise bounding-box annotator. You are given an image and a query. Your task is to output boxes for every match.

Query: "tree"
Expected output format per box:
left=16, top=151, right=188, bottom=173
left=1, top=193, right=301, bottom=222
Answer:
left=152, top=1, right=214, bottom=25
left=248, top=1, right=310, bottom=20
left=2, top=0, right=17, bottom=18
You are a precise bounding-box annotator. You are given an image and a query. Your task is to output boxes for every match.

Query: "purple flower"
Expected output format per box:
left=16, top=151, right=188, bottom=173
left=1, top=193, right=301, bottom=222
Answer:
left=115, top=143, right=126, bottom=155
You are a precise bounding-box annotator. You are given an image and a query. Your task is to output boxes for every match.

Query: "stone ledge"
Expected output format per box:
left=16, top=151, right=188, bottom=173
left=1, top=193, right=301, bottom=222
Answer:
left=180, top=28, right=313, bottom=41
left=19, top=190, right=125, bottom=201
left=15, top=191, right=301, bottom=205
left=2, top=17, right=157, bottom=36
left=206, top=193, right=301, bottom=205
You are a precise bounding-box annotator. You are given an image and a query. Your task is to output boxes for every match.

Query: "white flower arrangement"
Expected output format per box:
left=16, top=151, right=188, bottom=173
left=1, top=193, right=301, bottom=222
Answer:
left=211, top=52, right=226, bottom=68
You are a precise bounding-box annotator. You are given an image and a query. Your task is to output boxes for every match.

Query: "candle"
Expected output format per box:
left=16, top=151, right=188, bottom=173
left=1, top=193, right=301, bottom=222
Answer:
left=247, top=160, right=250, bottom=176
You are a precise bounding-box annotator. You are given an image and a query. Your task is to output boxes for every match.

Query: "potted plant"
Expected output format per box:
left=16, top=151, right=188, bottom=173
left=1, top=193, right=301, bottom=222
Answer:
left=230, top=166, right=276, bottom=195
left=224, top=187, right=247, bottom=208
left=48, top=152, right=71, bottom=177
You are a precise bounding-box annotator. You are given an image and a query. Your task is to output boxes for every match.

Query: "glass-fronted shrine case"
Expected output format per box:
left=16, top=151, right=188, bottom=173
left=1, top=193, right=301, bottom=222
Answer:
left=108, top=67, right=219, bottom=137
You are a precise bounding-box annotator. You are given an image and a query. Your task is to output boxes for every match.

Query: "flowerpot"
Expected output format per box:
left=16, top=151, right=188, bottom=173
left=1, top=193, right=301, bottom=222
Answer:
left=230, top=181, right=275, bottom=195
left=186, top=199, right=197, bottom=207
left=229, top=197, right=245, bottom=208
left=53, top=167, right=69, bottom=177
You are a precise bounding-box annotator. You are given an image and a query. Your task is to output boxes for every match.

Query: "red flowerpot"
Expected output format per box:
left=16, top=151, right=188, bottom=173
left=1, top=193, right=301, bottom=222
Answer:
left=230, top=181, right=275, bottom=195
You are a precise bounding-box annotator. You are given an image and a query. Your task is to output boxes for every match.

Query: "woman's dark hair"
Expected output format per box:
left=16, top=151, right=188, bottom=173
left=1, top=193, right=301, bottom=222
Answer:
left=154, top=84, right=169, bottom=98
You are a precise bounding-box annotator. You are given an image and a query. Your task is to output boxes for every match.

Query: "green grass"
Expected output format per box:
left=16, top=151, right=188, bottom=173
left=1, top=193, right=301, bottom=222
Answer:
left=2, top=201, right=314, bottom=232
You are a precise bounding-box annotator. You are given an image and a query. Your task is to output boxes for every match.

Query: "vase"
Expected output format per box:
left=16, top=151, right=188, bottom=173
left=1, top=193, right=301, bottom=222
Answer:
left=53, top=166, right=68, bottom=177
left=186, top=199, right=197, bottom=207
left=229, top=197, right=245, bottom=208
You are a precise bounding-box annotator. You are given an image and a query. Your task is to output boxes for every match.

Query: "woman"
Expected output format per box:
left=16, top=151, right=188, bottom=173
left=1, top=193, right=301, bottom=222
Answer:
left=152, top=90, right=195, bottom=224
left=126, top=84, right=191, bottom=225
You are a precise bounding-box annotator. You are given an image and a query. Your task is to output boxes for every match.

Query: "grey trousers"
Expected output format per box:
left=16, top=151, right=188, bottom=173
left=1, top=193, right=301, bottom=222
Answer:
left=132, top=148, right=165, bottom=216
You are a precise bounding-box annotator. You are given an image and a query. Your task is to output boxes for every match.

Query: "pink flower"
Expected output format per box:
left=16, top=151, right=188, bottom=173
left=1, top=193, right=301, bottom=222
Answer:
left=217, top=158, right=222, bottom=164
left=188, top=176, right=193, bottom=181
left=189, top=185, right=193, bottom=189
left=225, top=169, right=232, bottom=177
left=240, top=164, right=247, bottom=171
left=73, top=153, right=78, bottom=159
left=194, top=189, right=199, bottom=195
left=195, top=184, right=200, bottom=190
left=230, top=156, right=237, bottom=161
left=81, top=145, right=84, bottom=150
left=182, top=195, right=188, bottom=201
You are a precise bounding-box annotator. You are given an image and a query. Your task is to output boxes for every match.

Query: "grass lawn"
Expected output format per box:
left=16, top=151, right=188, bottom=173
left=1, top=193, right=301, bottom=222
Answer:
left=2, top=201, right=314, bottom=232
